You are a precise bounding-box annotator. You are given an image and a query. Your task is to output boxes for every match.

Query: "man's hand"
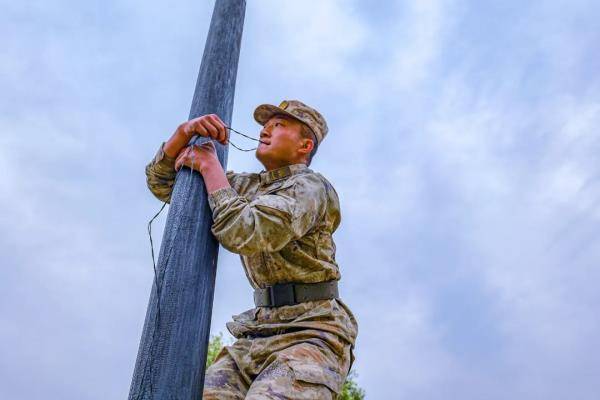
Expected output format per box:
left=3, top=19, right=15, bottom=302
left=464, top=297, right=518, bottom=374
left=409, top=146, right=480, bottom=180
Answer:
left=175, top=142, right=219, bottom=174
left=175, top=141, right=231, bottom=194
left=164, top=114, right=228, bottom=158
left=180, top=114, right=228, bottom=144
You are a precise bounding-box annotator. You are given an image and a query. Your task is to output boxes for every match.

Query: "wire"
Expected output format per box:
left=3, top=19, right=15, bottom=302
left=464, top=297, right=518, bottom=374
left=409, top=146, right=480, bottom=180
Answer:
left=145, top=201, right=166, bottom=397
left=225, top=125, right=266, bottom=151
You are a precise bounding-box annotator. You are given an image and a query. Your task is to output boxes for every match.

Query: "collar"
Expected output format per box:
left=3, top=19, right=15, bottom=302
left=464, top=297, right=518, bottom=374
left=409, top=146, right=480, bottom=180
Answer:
left=259, top=163, right=308, bottom=185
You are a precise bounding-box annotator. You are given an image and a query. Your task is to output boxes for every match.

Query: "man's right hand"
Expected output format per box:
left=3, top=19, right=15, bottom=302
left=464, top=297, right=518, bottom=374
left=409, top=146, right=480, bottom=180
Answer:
left=164, top=114, right=228, bottom=158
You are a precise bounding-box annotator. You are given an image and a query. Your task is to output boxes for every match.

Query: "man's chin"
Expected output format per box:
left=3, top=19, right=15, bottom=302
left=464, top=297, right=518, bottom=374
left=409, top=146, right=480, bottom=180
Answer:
left=256, top=149, right=285, bottom=170
left=255, top=147, right=269, bottom=165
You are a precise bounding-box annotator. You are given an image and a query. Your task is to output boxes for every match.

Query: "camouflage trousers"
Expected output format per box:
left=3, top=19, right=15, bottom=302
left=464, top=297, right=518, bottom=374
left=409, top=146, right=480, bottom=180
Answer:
left=203, top=331, right=352, bottom=399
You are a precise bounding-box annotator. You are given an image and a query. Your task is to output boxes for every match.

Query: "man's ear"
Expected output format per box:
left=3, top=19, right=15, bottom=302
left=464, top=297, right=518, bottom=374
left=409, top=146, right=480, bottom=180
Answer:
left=298, top=138, right=314, bottom=155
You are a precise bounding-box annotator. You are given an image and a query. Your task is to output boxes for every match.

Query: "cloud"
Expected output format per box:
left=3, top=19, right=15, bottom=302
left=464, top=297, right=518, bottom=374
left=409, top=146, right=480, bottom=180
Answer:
left=247, top=0, right=368, bottom=82
left=1, top=1, right=600, bottom=399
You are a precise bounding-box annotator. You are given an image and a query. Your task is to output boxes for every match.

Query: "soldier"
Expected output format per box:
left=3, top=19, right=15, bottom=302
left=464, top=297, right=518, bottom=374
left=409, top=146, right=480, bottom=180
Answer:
left=145, top=100, right=358, bottom=399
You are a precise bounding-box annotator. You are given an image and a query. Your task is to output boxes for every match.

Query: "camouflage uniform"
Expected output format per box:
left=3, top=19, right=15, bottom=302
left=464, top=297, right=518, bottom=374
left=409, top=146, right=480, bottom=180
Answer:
left=145, top=100, right=358, bottom=399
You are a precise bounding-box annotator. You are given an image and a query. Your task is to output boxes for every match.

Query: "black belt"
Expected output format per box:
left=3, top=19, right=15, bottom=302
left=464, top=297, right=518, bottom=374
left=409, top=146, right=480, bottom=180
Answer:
left=253, top=281, right=339, bottom=307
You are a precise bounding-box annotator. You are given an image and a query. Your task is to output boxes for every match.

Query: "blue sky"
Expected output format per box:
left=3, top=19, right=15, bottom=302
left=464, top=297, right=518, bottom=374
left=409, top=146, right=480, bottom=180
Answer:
left=1, top=0, right=600, bottom=398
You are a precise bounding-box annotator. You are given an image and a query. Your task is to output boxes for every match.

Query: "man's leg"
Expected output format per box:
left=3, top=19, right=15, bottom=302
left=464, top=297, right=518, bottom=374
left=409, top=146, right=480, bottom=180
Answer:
left=245, top=341, right=346, bottom=400
left=203, top=350, right=249, bottom=400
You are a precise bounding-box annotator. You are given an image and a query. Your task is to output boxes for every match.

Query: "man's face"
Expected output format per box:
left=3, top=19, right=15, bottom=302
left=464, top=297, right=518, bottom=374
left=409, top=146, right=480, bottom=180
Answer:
left=255, top=115, right=305, bottom=169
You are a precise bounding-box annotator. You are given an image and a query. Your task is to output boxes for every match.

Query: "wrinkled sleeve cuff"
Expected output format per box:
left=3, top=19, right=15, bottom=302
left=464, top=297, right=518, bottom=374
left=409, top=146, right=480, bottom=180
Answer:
left=208, top=187, right=238, bottom=211
left=153, top=142, right=177, bottom=167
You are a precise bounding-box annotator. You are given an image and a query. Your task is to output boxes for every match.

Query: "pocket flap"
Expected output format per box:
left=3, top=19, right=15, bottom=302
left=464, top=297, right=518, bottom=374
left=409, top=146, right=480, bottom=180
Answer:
left=262, top=179, right=295, bottom=195
left=287, top=360, right=343, bottom=394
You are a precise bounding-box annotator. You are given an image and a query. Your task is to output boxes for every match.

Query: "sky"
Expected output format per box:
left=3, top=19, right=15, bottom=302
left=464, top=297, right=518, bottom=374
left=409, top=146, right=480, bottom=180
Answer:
left=1, top=0, right=600, bottom=398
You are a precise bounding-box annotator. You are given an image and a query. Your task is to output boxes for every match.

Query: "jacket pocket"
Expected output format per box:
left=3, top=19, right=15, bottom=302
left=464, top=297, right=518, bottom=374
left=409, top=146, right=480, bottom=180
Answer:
left=287, top=360, right=343, bottom=394
left=262, top=179, right=295, bottom=195
left=231, top=307, right=259, bottom=322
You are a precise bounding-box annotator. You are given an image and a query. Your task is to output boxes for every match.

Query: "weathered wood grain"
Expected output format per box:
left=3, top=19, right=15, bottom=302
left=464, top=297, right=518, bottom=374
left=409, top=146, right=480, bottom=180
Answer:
left=129, top=1, right=246, bottom=398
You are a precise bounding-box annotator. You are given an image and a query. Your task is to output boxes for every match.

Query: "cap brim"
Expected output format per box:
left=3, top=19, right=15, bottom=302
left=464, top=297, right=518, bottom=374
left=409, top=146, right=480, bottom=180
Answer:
left=253, top=104, right=305, bottom=126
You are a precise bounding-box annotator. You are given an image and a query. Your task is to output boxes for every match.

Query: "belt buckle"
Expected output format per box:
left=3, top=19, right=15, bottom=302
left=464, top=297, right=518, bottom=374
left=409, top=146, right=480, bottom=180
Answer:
left=269, top=283, right=295, bottom=307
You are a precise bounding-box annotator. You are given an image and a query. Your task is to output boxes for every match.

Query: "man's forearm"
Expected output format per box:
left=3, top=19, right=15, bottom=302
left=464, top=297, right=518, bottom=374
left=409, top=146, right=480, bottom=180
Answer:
left=201, top=158, right=231, bottom=194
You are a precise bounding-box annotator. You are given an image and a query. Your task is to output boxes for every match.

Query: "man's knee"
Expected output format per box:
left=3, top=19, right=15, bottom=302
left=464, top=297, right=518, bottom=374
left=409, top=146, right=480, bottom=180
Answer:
left=245, top=358, right=335, bottom=400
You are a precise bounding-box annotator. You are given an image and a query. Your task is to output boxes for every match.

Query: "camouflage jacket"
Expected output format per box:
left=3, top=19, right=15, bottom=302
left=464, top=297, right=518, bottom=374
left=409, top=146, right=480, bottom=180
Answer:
left=145, top=143, right=358, bottom=350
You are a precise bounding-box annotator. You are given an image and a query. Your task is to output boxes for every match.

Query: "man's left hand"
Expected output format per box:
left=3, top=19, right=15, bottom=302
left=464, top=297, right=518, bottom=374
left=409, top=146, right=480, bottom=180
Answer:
left=175, top=141, right=219, bottom=173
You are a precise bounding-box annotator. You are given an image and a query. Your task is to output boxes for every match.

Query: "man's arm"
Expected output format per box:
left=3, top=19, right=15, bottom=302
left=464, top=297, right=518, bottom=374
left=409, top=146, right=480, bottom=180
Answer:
left=145, top=114, right=229, bottom=202
left=175, top=138, right=327, bottom=256
left=208, top=178, right=326, bottom=255
left=145, top=143, right=177, bottom=203
left=145, top=143, right=240, bottom=202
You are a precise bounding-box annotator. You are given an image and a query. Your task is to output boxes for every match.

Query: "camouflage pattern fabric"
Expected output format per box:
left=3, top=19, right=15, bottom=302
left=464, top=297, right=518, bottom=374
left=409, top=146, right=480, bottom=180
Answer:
left=144, top=144, right=178, bottom=203
left=145, top=143, right=358, bottom=397
left=253, top=100, right=329, bottom=144
left=204, top=337, right=344, bottom=399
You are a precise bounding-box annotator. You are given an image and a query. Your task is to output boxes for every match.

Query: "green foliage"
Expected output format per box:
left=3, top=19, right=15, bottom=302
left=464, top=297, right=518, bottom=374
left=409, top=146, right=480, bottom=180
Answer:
left=206, top=333, right=226, bottom=368
left=339, top=370, right=366, bottom=400
left=205, top=333, right=365, bottom=399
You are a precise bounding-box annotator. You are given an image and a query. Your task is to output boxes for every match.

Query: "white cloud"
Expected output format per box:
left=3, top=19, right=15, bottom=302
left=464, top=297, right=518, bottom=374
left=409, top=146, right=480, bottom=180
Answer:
left=2, top=0, right=600, bottom=399
left=249, top=0, right=368, bottom=82
left=386, top=0, right=453, bottom=90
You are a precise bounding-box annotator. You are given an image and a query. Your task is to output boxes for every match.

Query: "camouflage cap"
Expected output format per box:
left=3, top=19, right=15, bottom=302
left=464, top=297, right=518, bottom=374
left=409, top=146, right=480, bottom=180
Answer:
left=253, top=100, right=329, bottom=144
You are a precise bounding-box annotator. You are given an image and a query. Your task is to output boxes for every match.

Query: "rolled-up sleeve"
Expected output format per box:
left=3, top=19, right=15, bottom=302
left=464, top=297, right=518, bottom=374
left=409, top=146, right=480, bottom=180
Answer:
left=145, top=142, right=177, bottom=203
left=208, top=175, right=326, bottom=256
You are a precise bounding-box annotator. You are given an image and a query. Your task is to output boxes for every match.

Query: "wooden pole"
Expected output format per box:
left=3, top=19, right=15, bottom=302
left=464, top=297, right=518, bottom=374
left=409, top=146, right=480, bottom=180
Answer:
left=129, top=1, right=246, bottom=398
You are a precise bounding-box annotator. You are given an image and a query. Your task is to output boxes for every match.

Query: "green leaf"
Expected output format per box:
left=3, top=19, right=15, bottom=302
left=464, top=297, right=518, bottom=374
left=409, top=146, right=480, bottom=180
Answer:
left=338, top=370, right=366, bottom=400
left=205, top=333, right=225, bottom=368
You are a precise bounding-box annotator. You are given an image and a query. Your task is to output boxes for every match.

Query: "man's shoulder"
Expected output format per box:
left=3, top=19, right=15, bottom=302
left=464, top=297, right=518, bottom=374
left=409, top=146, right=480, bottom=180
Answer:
left=292, top=169, right=341, bottom=228
left=226, top=170, right=260, bottom=186
left=290, top=169, right=340, bottom=203
left=226, top=170, right=260, bottom=194
left=226, top=170, right=259, bottom=179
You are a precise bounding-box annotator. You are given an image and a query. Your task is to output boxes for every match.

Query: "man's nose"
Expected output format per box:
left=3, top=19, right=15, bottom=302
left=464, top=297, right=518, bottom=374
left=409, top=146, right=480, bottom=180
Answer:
left=260, top=126, right=272, bottom=136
